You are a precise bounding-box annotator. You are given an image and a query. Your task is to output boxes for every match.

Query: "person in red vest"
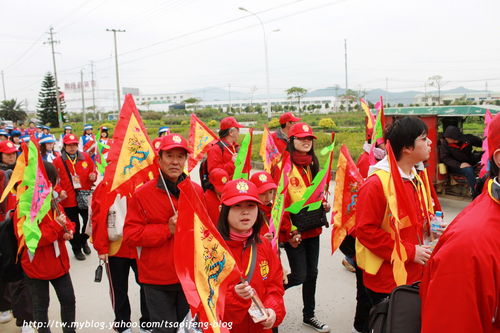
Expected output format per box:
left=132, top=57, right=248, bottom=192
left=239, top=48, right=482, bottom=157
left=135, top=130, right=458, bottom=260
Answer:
left=420, top=113, right=500, bottom=333
left=124, top=133, right=204, bottom=333
left=279, top=122, right=331, bottom=333
left=217, top=179, right=285, bottom=333
left=206, top=117, right=243, bottom=178
left=355, top=117, right=432, bottom=312
left=91, top=183, right=151, bottom=333
left=271, top=112, right=301, bottom=154
left=53, top=134, right=97, bottom=261
left=204, top=167, right=229, bottom=224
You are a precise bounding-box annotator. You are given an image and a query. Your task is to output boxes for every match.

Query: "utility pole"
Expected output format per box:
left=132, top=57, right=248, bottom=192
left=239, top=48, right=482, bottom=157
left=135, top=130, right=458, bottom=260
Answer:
left=44, top=27, right=63, bottom=126
left=81, top=69, right=86, bottom=124
left=344, top=39, right=349, bottom=112
left=90, top=61, right=97, bottom=120
left=228, top=83, right=232, bottom=113
left=1, top=71, right=6, bottom=100
left=106, top=28, right=125, bottom=117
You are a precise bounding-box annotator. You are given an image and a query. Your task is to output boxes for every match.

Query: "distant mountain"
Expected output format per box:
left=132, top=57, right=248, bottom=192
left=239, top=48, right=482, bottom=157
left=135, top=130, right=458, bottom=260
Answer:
left=181, top=86, right=487, bottom=105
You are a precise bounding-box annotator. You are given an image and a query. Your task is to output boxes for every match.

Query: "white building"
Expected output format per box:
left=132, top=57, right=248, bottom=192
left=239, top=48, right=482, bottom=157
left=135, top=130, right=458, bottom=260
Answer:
left=135, top=92, right=193, bottom=111
left=63, top=80, right=118, bottom=114
left=414, top=91, right=500, bottom=105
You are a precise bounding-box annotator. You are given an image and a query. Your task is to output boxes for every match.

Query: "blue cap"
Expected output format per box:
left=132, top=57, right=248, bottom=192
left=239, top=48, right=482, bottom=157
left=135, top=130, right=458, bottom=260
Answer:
left=39, top=134, right=56, bottom=144
left=64, top=125, right=72, bottom=130
left=84, top=124, right=93, bottom=130
left=10, top=130, right=21, bottom=137
left=158, top=126, right=170, bottom=134
left=21, top=135, right=30, bottom=142
left=36, top=124, right=43, bottom=129
left=42, top=125, right=50, bottom=130
left=5, top=125, right=13, bottom=130
left=101, top=126, right=108, bottom=131
left=0, top=130, right=9, bottom=137
left=435, top=211, right=443, bottom=217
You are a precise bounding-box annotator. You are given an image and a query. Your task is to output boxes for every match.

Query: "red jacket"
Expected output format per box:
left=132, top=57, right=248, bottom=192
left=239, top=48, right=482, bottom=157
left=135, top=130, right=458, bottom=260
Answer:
left=271, top=130, right=287, bottom=155
left=259, top=204, right=271, bottom=236
left=124, top=176, right=205, bottom=285
left=356, top=152, right=370, bottom=179
left=53, top=152, right=96, bottom=208
left=207, top=139, right=238, bottom=178
left=355, top=174, right=425, bottom=294
left=15, top=208, right=75, bottom=280
left=91, top=182, right=136, bottom=259
left=223, top=237, right=286, bottom=333
left=204, top=189, right=221, bottom=226
left=420, top=188, right=500, bottom=333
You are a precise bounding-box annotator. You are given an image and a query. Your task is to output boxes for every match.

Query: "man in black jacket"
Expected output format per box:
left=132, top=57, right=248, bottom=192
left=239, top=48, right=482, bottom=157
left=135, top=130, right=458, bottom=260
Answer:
left=439, top=125, right=482, bottom=192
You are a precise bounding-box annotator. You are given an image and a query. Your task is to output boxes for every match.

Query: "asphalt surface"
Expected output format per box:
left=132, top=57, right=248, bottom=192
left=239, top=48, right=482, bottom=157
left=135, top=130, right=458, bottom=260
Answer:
left=1, top=193, right=469, bottom=333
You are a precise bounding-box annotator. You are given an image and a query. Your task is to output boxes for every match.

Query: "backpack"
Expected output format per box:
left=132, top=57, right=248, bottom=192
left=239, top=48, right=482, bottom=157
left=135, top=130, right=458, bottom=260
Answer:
left=199, top=141, right=224, bottom=192
left=368, top=282, right=421, bottom=333
left=0, top=210, right=24, bottom=282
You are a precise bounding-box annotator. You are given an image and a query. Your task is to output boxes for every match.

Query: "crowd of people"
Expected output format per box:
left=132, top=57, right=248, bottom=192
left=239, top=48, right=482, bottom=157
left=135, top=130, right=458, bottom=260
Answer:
left=0, top=111, right=499, bottom=333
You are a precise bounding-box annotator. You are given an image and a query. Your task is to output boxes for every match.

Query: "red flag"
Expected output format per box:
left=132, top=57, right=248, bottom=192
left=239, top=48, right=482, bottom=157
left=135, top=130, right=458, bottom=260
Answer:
left=188, top=114, right=218, bottom=171
left=331, top=145, right=364, bottom=254
left=175, top=179, right=241, bottom=332
left=385, top=140, right=419, bottom=285
left=259, top=126, right=280, bottom=172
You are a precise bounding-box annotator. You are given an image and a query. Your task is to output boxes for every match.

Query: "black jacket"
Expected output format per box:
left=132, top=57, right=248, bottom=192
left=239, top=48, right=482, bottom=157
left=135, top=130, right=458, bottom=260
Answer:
left=439, top=134, right=483, bottom=169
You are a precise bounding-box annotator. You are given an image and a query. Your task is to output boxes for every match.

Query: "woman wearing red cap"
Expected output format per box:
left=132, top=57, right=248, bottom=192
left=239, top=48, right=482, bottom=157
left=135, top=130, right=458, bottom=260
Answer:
left=279, top=122, right=331, bottom=332
left=420, top=113, right=500, bottom=333
left=250, top=171, right=277, bottom=241
left=218, top=179, right=285, bottom=333
left=53, top=134, right=97, bottom=261
left=206, top=117, right=243, bottom=180
left=204, top=168, right=229, bottom=224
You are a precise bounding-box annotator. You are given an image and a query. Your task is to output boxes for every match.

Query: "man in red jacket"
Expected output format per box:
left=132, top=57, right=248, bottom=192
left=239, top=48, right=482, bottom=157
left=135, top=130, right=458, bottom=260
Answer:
left=355, top=116, right=433, bottom=310
left=53, top=134, right=96, bottom=261
left=420, top=113, right=500, bottom=333
left=124, top=133, right=204, bottom=333
left=206, top=116, right=243, bottom=179
left=271, top=112, right=301, bottom=154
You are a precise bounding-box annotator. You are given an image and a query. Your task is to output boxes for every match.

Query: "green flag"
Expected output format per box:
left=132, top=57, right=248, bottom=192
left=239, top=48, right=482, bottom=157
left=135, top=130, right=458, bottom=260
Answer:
left=232, top=129, right=253, bottom=180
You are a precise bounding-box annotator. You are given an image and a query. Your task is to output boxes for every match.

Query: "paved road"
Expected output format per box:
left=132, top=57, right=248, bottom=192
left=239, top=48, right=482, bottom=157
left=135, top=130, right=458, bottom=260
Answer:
left=1, top=197, right=469, bottom=333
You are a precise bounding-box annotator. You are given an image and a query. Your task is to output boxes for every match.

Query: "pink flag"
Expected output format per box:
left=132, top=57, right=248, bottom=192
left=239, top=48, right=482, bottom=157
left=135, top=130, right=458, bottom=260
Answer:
left=480, top=109, right=493, bottom=177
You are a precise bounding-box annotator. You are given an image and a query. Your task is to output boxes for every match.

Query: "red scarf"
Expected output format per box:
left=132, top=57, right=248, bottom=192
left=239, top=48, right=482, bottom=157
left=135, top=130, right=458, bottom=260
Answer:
left=291, top=151, right=313, bottom=167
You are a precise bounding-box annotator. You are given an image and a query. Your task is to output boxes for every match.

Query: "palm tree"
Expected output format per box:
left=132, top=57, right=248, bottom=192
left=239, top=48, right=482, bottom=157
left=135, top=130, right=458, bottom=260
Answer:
left=0, top=99, right=27, bottom=122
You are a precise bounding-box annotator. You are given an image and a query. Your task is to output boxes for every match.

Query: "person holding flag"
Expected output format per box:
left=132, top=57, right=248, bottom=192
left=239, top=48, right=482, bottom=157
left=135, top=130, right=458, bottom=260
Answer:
left=420, top=113, right=500, bottom=333
left=217, top=179, right=285, bottom=332
left=15, top=161, right=76, bottom=333
left=355, top=116, right=433, bottom=308
left=124, top=133, right=204, bottom=332
left=53, top=134, right=97, bottom=261
left=279, top=123, right=331, bottom=333
left=271, top=112, right=301, bottom=154
left=206, top=117, right=243, bottom=179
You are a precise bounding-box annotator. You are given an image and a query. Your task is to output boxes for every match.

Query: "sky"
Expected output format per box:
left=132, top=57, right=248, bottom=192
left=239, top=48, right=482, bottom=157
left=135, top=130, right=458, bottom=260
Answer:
left=1, top=0, right=499, bottom=109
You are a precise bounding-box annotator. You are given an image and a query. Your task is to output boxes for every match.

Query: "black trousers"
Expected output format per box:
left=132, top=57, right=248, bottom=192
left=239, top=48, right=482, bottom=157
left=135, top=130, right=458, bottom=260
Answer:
left=108, top=256, right=150, bottom=332
left=0, top=278, right=33, bottom=326
left=353, top=263, right=372, bottom=333
left=63, top=206, right=89, bottom=254
left=284, top=235, right=320, bottom=320
left=366, top=288, right=389, bottom=308
left=143, top=283, right=188, bottom=333
left=26, top=273, right=76, bottom=333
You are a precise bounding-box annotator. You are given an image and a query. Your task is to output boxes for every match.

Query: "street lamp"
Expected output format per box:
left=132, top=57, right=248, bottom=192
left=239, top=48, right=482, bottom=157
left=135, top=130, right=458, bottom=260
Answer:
left=239, top=7, right=272, bottom=120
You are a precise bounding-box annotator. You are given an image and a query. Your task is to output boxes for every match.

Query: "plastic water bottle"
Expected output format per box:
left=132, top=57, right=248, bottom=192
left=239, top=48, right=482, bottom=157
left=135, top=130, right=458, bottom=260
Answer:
left=431, top=211, right=444, bottom=239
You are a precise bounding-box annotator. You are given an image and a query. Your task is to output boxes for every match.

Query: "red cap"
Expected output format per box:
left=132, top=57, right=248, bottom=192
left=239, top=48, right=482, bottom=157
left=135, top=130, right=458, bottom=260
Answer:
left=63, top=134, right=79, bottom=145
left=0, top=141, right=18, bottom=154
left=152, top=137, right=162, bottom=154
left=221, top=179, right=263, bottom=206
left=250, top=171, right=277, bottom=194
left=159, top=133, right=192, bottom=153
left=220, top=117, right=244, bottom=130
left=279, top=112, right=301, bottom=125
left=209, top=168, right=230, bottom=193
left=288, top=122, right=317, bottom=139
left=488, top=113, right=500, bottom=158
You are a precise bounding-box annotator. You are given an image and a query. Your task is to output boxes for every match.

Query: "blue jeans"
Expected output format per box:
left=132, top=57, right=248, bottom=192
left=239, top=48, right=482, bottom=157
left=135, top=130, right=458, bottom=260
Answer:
left=449, top=166, right=476, bottom=191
